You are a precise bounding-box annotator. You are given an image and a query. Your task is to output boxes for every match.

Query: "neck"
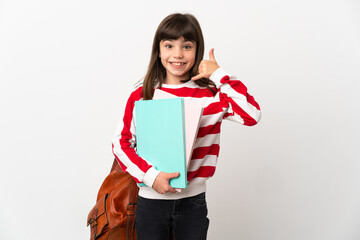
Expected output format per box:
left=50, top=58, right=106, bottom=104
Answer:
left=164, top=79, right=182, bottom=85
left=164, top=75, right=190, bottom=85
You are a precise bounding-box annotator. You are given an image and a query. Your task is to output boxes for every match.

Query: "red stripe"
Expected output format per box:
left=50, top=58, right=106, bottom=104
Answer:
left=203, top=102, right=223, bottom=115
left=187, top=166, right=216, bottom=180
left=112, top=145, right=143, bottom=183
left=223, top=112, right=232, bottom=119
left=221, top=75, right=260, bottom=110
left=117, top=87, right=154, bottom=173
left=159, top=87, right=214, bottom=98
left=222, top=93, right=257, bottom=126
left=246, top=93, right=260, bottom=110
left=228, top=81, right=260, bottom=110
left=220, top=75, right=230, bottom=83
left=191, top=144, right=220, bottom=160
left=197, top=122, right=221, bottom=138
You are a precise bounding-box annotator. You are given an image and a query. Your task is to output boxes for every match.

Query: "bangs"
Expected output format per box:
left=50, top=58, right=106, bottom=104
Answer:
left=158, top=17, right=198, bottom=42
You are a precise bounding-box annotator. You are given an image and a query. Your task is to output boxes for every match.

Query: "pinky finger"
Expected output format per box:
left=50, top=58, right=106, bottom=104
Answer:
left=191, top=74, right=204, bottom=81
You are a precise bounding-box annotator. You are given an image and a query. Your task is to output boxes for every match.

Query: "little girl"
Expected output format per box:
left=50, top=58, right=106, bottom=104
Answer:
left=112, top=13, right=261, bottom=240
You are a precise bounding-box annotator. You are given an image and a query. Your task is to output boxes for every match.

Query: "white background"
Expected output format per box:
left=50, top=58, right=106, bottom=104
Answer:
left=1, top=0, right=359, bottom=239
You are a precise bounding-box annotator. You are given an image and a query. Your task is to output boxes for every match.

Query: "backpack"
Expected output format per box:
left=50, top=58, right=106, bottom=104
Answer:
left=87, top=159, right=138, bottom=240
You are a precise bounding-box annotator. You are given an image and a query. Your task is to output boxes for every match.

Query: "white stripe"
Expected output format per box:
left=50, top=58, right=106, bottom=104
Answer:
left=130, top=107, right=136, bottom=147
left=199, top=112, right=224, bottom=128
left=183, top=96, right=217, bottom=108
left=221, top=83, right=261, bottom=122
left=223, top=111, right=245, bottom=124
left=112, top=136, right=146, bottom=180
left=194, top=133, right=220, bottom=149
left=111, top=97, right=147, bottom=182
left=189, top=155, right=218, bottom=172
left=189, top=177, right=208, bottom=184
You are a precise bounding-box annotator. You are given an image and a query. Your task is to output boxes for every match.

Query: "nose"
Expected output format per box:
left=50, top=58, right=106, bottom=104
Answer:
left=173, top=46, right=184, bottom=58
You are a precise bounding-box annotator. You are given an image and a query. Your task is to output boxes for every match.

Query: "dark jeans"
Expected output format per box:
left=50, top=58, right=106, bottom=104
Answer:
left=135, top=192, right=210, bottom=240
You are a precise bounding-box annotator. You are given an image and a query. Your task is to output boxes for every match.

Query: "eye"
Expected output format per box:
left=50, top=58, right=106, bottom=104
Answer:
left=184, top=45, right=192, bottom=49
left=165, top=44, right=172, bottom=49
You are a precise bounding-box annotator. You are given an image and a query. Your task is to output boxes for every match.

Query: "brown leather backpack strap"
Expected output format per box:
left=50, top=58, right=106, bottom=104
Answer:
left=111, top=158, right=119, bottom=172
left=126, top=176, right=139, bottom=240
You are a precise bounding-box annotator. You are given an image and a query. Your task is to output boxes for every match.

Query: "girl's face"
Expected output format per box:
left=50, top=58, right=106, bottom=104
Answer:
left=159, top=36, right=196, bottom=84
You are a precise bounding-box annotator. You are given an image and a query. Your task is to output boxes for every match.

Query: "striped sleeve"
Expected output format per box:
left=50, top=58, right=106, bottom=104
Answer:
left=111, top=86, right=160, bottom=187
left=210, top=68, right=261, bottom=126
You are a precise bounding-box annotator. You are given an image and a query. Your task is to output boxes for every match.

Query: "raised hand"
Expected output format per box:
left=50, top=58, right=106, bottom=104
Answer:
left=191, top=48, right=220, bottom=81
left=152, top=171, right=180, bottom=194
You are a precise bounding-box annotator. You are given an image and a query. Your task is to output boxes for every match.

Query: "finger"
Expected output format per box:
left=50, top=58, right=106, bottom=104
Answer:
left=191, top=73, right=206, bottom=81
left=168, top=172, right=180, bottom=179
left=167, top=173, right=179, bottom=193
left=163, top=172, right=179, bottom=180
left=168, top=187, right=177, bottom=193
left=209, top=48, right=216, bottom=62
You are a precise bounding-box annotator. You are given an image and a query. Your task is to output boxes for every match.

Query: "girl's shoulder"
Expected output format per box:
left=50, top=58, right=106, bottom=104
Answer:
left=125, top=81, right=143, bottom=102
left=134, top=79, right=144, bottom=89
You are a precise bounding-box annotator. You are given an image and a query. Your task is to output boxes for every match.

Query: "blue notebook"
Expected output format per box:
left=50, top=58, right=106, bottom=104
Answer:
left=135, top=98, right=187, bottom=188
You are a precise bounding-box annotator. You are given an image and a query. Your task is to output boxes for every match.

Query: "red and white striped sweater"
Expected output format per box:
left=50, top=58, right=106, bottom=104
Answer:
left=111, top=68, right=261, bottom=199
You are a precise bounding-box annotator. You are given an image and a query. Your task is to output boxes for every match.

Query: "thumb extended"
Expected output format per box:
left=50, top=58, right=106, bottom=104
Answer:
left=166, top=172, right=180, bottom=179
left=209, top=48, right=216, bottom=62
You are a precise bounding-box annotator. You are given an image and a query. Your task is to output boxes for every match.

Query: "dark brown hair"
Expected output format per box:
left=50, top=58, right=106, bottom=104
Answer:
left=141, top=13, right=217, bottom=100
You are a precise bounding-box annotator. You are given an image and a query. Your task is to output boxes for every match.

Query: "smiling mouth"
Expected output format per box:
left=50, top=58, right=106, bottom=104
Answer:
left=170, top=62, right=186, bottom=66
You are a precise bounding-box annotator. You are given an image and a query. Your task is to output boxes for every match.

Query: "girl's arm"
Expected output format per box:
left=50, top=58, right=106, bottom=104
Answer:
left=111, top=88, right=161, bottom=188
left=211, top=68, right=261, bottom=125
left=112, top=87, right=179, bottom=194
left=192, top=49, right=261, bottom=125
